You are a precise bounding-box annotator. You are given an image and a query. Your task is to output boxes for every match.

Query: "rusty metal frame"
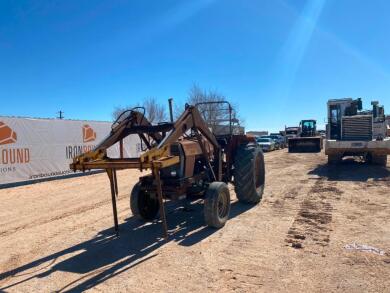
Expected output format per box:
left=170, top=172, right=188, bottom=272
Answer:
left=70, top=105, right=224, bottom=239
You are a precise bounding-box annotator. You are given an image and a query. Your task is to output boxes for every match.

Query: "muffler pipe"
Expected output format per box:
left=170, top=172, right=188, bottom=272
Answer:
left=168, top=98, right=174, bottom=122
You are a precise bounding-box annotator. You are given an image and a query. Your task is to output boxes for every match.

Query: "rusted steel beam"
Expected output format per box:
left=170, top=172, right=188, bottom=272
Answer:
left=113, top=169, right=118, bottom=198
left=71, top=159, right=143, bottom=171
left=71, top=156, right=180, bottom=172
left=193, top=128, right=217, bottom=181
left=154, top=166, right=168, bottom=240
left=107, top=169, right=119, bottom=235
left=119, top=139, right=124, bottom=158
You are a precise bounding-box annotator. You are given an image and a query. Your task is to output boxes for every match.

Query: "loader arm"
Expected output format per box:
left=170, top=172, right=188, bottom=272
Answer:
left=69, top=104, right=222, bottom=237
left=150, top=105, right=219, bottom=155
left=71, top=109, right=165, bottom=168
left=70, top=105, right=219, bottom=172
left=139, top=104, right=222, bottom=180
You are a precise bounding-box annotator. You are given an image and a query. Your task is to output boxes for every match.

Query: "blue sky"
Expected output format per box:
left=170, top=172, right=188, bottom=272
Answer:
left=1, top=0, right=389, bottom=132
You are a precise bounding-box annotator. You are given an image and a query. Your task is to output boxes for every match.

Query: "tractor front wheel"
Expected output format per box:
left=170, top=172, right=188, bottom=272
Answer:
left=204, top=182, right=231, bottom=228
left=130, top=182, right=159, bottom=221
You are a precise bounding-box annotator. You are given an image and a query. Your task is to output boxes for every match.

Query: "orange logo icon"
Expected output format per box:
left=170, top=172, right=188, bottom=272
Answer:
left=0, top=121, right=17, bottom=145
left=83, top=124, right=96, bottom=142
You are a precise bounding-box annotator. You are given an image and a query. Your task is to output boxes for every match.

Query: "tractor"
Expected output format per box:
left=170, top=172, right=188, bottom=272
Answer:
left=325, top=98, right=390, bottom=165
left=287, top=119, right=323, bottom=153
left=70, top=101, right=265, bottom=238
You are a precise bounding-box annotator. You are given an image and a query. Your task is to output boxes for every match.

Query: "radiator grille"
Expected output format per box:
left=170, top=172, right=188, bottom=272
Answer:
left=342, top=115, right=372, bottom=141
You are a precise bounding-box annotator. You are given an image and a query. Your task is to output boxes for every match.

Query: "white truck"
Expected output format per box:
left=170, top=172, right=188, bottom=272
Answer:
left=325, top=98, right=390, bottom=166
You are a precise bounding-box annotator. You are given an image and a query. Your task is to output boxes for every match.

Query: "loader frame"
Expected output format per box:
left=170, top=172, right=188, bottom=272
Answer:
left=70, top=102, right=256, bottom=239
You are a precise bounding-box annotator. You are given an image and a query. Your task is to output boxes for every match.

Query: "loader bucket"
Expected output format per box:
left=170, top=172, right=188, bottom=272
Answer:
left=288, top=137, right=322, bottom=153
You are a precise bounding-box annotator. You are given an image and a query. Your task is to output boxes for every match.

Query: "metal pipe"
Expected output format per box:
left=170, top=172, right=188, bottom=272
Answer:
left=107, top=169, right=119, bottom=235
left=154, top=166, right=168, bottom=240
left=119, top=139, right=124, bottom=158
left=168, top=98, right=174, bottom=122
left=113, top=169, right=118, bottom=198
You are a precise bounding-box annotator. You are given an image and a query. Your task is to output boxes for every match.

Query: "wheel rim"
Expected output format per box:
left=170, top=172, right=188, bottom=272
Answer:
left=217, top=191, right=228, bottom=219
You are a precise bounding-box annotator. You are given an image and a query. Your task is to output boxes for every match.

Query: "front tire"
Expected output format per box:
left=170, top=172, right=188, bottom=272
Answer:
left=130, top=182, right=159, bottom=221
left=204, top=182, right=231, bottom=228
left=234, top=144, right=265, bottom=204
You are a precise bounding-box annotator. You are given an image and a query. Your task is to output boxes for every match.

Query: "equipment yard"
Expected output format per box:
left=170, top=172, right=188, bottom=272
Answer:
left=1, top=150, right=389, bottom=292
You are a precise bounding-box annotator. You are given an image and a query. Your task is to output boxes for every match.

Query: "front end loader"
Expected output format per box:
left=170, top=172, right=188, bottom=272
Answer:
left=70, top=101, right=265, bottom=239
left=288, top=119, right=323, bottom=153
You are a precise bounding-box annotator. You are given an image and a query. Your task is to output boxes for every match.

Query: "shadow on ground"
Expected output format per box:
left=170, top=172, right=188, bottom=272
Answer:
left=308, top=158, right=390, bottom=182
left=0, top=200, right=254, bottom=292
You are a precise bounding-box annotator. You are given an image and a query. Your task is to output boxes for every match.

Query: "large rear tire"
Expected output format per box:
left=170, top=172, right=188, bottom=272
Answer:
left=130, top=182, right=159, bottom=221
left=234, top=144, right=265, bottom=204
left=204, top=182, right=231, bottom=228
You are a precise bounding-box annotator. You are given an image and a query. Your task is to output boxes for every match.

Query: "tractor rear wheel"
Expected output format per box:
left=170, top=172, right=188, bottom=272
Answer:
left=130, top=182, right=159, bottom=221
left=204, top=182, right=231, bottom=228
left=234, top=144, right=265, bottom=204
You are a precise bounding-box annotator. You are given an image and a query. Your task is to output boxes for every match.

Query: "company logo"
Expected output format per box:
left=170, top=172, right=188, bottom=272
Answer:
left=0, top=121, right=17, bottom=145
left=82, top=124, right=96, bottom=142
left=0, top=121, right=30, bottom=170
left=66, top=124, right=97, bottom=159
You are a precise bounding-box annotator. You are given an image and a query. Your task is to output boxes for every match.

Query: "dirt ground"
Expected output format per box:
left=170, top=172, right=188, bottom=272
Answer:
left=0, top=150, right=389, bottom=292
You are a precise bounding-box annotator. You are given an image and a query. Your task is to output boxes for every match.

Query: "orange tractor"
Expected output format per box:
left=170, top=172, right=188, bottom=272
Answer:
left=70, top=102, right=265, bottom=238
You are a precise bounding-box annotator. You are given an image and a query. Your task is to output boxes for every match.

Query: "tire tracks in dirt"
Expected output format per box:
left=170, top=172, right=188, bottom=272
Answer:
left=285, top=177, right=343, bottom=250
left=215, top=227, right=267, bottom=291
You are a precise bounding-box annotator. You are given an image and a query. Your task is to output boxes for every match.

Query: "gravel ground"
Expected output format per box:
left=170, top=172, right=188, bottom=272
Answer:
left=0, top=150, right=389, bottom=292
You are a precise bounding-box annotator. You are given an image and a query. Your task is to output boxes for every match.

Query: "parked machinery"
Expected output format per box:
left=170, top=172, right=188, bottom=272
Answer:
left=70, top=101, right=265, bottom=238
left=284, top=126, right=299, bottom=141
left=287, top=120, right=323, bottom=152
left=325, top=98, right=390, bottom=165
